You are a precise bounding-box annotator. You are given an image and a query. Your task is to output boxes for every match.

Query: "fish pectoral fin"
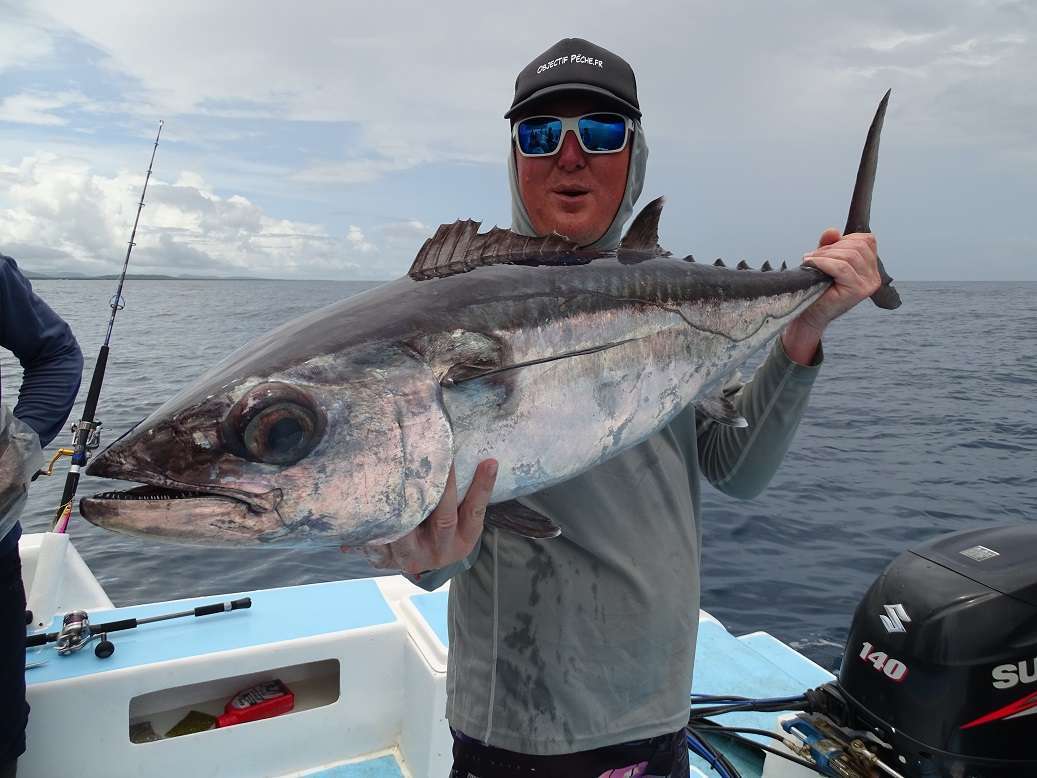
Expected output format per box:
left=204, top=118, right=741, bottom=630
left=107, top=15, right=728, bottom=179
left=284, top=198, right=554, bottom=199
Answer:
left=443, top=360, right=498, bottom=385
left=485, top=500, right=561, bottom=539
left=695, top=396, right=749, bottom=428
left=412, top=329, right=505, bottom=386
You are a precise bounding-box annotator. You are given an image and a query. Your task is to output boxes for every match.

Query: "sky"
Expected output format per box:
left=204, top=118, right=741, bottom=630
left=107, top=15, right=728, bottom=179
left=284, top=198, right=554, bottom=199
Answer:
left=0, top=0, right=1034, bottom=280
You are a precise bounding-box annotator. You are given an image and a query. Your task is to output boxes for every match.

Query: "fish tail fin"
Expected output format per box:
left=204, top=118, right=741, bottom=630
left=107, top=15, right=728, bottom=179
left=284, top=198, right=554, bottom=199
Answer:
left=846, top=89, right=901, bottom=310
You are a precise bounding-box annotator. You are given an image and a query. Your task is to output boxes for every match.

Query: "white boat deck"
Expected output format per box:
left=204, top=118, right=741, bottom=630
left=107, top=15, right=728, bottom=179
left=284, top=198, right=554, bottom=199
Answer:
left=20, top=533, right=832, bottom=777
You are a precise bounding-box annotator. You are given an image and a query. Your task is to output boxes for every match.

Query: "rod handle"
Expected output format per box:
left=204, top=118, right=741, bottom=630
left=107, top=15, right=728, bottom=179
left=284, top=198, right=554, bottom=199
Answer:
left=26, top=632, right=56, bottom=648
left=195, top=597, right=252, bottom=618
left=89, top=617, right=138, bottom=634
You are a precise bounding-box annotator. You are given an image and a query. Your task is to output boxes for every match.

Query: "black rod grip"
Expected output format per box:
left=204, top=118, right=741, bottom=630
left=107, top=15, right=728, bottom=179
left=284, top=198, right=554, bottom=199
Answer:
left=81, top=345, right=110, bottom=422
left=194, top=603, right=225, bottom=617
left=194, top=597, right=251, bottom=618
left=26, top=632, right=56, bottom=648
left=89, top=617, right=138, bottom=634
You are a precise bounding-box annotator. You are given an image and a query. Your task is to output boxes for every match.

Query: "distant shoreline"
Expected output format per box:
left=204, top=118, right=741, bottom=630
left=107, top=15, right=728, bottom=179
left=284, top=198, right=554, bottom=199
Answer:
left=24, top=272, right=389, bottom=282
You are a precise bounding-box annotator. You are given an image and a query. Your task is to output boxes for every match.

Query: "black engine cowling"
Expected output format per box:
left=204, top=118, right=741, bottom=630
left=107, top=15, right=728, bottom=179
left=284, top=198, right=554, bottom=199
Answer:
left=837, top=524, right=1037, bottom=777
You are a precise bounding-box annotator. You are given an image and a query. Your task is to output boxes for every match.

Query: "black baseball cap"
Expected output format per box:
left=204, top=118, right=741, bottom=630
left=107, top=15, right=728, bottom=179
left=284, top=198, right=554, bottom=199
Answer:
left=505, top=38, right=641, bottom=120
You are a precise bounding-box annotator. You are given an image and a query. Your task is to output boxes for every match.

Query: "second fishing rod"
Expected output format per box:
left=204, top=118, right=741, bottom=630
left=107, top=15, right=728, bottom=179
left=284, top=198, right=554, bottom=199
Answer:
left=51, top=120, right=164, bottom=532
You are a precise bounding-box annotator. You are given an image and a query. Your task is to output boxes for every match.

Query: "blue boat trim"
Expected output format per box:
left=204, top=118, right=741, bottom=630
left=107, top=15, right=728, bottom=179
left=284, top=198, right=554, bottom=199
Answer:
left=303, top=754, right=404, bottom=777
left=410, top=591, right=450, bottom=647
left=738, top=631, right=834, bottom=688
left=26, top=579, right=396, bottom=685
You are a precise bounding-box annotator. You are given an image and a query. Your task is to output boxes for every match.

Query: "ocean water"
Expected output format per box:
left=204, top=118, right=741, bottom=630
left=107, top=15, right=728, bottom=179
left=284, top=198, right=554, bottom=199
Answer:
left=3, top=279, right=1035, bottom=669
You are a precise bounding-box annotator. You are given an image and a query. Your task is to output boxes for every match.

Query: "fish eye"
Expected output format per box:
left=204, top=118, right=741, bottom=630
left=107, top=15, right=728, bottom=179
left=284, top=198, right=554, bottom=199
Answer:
left=243, top=402, right=317, bottom=465
left=222, top=383, right=325, bottom=465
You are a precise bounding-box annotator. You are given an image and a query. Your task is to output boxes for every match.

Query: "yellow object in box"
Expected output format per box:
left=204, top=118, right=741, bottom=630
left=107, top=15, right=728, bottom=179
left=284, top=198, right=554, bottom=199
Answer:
left=164, top=710, right=217, bottom=738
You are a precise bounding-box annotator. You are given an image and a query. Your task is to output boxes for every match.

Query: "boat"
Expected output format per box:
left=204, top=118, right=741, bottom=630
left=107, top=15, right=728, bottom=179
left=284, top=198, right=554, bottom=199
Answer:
left=19, top=530, right=834, bottom=777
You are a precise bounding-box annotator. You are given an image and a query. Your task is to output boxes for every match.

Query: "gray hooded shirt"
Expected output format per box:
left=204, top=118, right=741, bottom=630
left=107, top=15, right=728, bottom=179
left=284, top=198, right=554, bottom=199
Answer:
left=414, top=122, right=823, bottom=754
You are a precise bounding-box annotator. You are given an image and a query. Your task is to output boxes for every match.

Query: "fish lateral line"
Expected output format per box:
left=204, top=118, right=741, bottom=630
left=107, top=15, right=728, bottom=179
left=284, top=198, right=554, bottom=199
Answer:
left=445, top=336, right=646, bottom=384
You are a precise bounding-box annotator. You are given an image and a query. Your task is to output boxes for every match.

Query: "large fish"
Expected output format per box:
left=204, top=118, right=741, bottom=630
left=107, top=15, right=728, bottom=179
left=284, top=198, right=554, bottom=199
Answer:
left=81, top=93, right=900, bottom=547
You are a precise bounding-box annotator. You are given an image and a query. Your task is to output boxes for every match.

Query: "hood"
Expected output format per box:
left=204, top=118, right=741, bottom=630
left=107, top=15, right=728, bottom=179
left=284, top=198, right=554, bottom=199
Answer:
left=507, top=120, right=650, bottom=251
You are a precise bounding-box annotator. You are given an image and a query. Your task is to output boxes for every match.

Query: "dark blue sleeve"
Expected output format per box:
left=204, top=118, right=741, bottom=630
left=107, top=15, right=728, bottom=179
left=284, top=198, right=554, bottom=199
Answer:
left=0, top=254, right=83, bottom=448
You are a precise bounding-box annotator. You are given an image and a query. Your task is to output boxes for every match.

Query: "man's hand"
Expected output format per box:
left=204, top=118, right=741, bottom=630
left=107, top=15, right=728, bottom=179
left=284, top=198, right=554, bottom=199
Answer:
left=341, top=459, right=498, bottom=576
left=782, top=229, right=881, bottom=364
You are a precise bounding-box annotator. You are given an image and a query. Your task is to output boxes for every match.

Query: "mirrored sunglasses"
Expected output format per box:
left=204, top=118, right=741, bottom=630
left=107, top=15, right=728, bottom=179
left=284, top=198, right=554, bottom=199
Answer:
left=513, top=113, right=633, bottom=157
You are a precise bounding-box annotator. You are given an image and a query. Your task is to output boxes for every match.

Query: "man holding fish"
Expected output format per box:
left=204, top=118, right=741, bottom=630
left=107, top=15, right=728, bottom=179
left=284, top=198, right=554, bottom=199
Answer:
left=365, top=38, right=883, bottom=777
left=76, top=35, right=892, bottom=778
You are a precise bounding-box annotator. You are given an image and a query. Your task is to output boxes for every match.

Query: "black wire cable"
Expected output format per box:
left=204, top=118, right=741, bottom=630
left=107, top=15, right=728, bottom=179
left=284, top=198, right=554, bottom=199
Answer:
left=686, top=729, right=741, bottom=778
left=689, top=699, right=810, bottom=718
left=692, top=697, right=750, bottom=705
left=691, top=723, right=790, bottom=743
left=686, top=693, right=821, bottom=775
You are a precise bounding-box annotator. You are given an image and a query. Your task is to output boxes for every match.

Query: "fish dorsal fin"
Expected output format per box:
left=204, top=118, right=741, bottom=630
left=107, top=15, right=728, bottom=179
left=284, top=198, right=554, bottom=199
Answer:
left=408, top=220, right=582, bottom=280
left=619, top=196, right=669, bottom=254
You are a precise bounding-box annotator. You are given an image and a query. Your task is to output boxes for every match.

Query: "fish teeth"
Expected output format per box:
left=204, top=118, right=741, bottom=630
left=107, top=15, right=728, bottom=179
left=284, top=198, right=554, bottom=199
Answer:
left=96, top=489, right=207, bottom=501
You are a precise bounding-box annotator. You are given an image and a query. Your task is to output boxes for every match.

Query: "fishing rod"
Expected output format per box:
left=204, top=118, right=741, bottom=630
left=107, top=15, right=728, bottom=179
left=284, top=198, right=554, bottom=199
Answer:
left=50, top=120, right=164, bottom=532
left=26, top=596, right=252, bottom=659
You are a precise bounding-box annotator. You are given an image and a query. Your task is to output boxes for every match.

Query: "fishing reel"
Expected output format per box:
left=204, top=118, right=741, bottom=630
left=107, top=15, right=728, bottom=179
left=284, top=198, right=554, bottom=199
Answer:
left=31, top=421, right=102, bottom=482
left=54, top=610, right=114, bottom=658
left=71, top=418, right=103, bottom=452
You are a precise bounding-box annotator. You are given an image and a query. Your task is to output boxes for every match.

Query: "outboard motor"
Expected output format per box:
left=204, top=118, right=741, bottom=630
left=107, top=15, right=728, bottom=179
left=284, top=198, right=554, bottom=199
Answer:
left=829, top=524, right=1037, bottom=777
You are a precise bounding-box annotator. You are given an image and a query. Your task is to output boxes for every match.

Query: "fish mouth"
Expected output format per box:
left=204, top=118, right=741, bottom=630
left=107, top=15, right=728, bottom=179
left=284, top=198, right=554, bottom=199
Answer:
left=80, top=484, right=286, bottom=545
left=90, top=484, right=217, bottom=503
left=83, top=446, right=284, bottom=514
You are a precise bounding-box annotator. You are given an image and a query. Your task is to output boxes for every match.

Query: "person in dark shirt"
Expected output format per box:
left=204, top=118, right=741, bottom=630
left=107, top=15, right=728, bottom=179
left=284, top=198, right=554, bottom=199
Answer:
left=0, top=254, right=83, bottom=777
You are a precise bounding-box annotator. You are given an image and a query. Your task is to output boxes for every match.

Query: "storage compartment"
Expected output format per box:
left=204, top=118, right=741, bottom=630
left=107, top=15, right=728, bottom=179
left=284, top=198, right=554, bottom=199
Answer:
left=128, top=658, right=340, bottom=741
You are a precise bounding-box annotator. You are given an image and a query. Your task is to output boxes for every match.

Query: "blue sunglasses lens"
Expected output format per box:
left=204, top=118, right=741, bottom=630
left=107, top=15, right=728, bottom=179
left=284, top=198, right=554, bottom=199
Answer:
left=517, top=117, right=563, bottom=155
left=516, top=114, right=628, bottom=155
left=578, top=114, right=627, bottom=152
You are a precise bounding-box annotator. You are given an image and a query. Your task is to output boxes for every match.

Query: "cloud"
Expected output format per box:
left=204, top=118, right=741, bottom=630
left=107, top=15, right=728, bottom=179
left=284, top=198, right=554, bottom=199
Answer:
left=0, top=5, right=55, bottom=74
left=7, top=1, right=1035, bottom=168
left=292, top=156, right=427, bottom=186
left=865, top=30, right=944, bottom=53
left=0, top=91, right=93, bottom=126
left=0, top=153, right=418, bottom=278
left=0, top=1, right=1033, bottom=280
left=369, top=218, right=433, bottom=274
left=346, top=225, right=374, bottom=253
left=2, top=2, right=1031, bottom=143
